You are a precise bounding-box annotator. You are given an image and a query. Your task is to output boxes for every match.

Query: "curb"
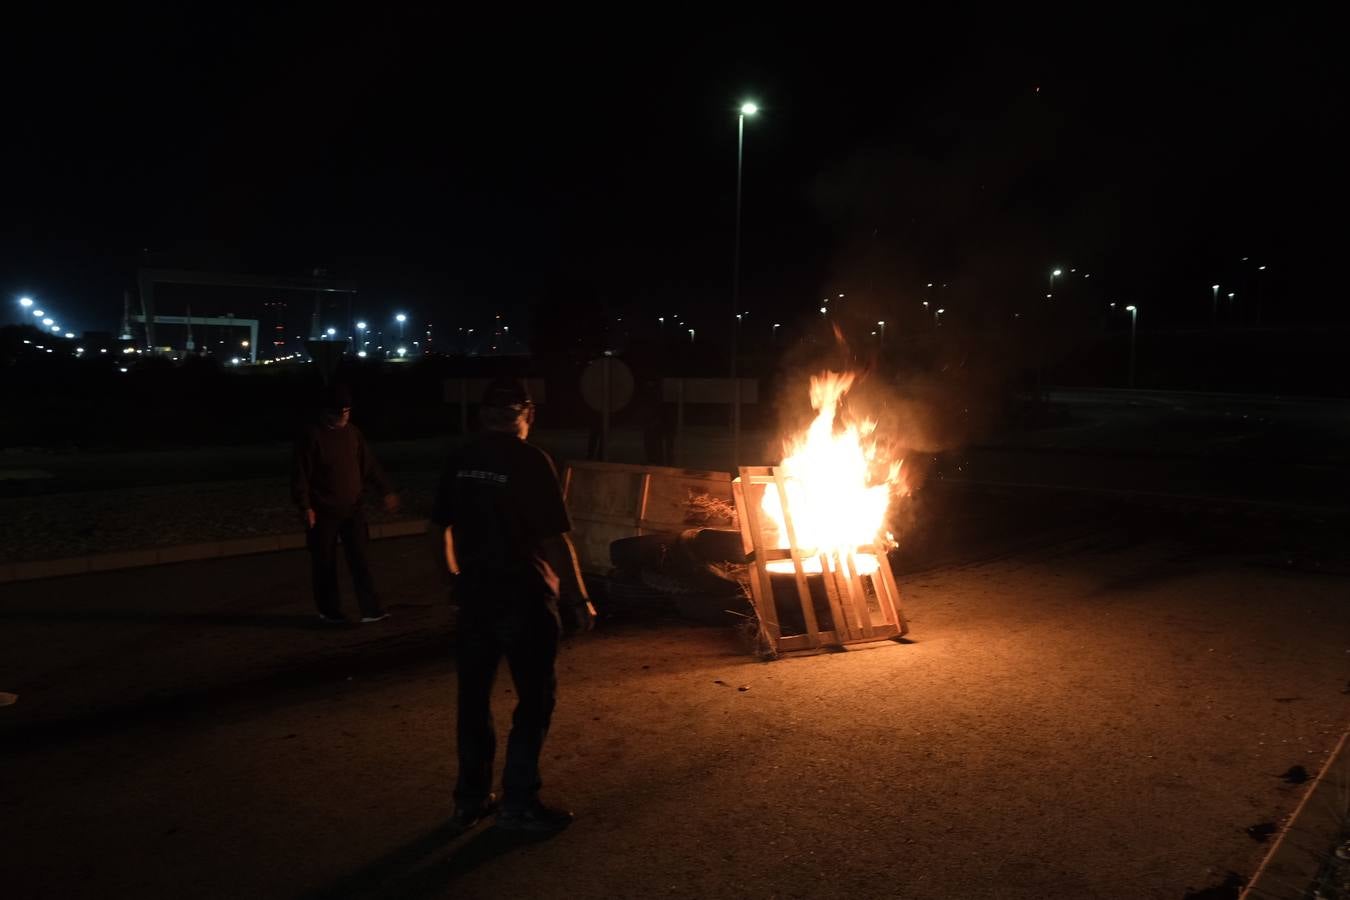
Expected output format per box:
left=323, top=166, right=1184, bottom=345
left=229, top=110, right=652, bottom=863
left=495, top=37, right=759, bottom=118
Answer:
left=0, top=519, right=431, bottom=584
left=1241, top=727, right=1350, bottom=899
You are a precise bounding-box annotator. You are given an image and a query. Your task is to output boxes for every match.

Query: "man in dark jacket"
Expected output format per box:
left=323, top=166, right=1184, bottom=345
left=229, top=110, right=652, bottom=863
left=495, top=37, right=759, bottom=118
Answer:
left=292, top=384, right=399, bottom=623
left=431, top=378, right=594, bottom=834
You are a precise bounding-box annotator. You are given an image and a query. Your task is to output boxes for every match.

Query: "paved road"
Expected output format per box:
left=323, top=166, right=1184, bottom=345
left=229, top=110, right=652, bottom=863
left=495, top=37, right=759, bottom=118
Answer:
left=3, top=491, right=1348, bottom=899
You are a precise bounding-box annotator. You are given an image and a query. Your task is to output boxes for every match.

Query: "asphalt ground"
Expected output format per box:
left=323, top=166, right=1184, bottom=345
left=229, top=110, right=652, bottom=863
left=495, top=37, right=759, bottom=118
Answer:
left=3, top=486, right=1348, bottom=899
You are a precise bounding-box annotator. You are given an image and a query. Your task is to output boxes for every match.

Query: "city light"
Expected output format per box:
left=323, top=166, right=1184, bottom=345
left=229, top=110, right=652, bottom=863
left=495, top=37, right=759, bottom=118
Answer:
left=356, top=321, right=367, bottom=330
left=51, top=325, right=61, bottom=332
left=326, top=327, right=336, bottom=336
left=357, top=350, right=367, bottom=358
left=19, top=297, right=32, bottom=307
left=33, top=309, right=44, bottom=317
left=395, top=313, right=406, bottom=323
left=740, top=101, right=758, bottom=116
left=42, top=318, right=53, bottom=326
left=64, top=332, right=74, bottom=339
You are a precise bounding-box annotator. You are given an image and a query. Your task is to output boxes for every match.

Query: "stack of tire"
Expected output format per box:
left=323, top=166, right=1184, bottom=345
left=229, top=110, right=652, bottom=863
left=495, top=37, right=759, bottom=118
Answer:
left=608, top=528, right=752, bottom=625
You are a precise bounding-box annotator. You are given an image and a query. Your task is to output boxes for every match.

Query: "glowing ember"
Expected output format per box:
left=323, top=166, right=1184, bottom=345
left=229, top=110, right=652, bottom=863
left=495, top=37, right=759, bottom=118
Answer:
left=762, top=371, right=903, bottom=573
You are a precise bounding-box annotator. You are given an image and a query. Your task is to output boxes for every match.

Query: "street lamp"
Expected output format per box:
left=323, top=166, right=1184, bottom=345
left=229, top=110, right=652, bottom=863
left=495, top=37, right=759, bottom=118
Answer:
left=19, top=297, right=32, bottom=308
left=688, top=328, right=696, bottom=344
left=1125, top=305, right=1138, bottom=388
left=730, top=99, right=758, bottom=463
left=356, top=321, right=367, bottom=331
left=42, top=318, right=53, bottom=326
left=935, top=308, right=946, bottom=326
left=1050, top=268, right=1063, bottom=292
left=1211, top=284, right=1220, bottom=326
left=396, top=313, right=407, bottom=340
left=33, top=309, right=45, bottom=318
left=326, top=327, right=336, bottom=338
left=772, top=322, right=780, bottom=339
left=877, top=320, right=886, bottom=347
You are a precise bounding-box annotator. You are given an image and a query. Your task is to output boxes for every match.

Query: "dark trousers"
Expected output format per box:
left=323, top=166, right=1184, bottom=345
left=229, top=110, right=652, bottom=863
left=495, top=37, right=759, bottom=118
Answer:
left=454, top=585, right=561, bottom=811
left=307, top=508, right=383, bottom=618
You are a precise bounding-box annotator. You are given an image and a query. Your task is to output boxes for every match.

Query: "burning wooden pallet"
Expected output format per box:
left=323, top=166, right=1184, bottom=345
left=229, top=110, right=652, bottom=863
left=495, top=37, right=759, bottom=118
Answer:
left=733, top=465, right=908, bottom=655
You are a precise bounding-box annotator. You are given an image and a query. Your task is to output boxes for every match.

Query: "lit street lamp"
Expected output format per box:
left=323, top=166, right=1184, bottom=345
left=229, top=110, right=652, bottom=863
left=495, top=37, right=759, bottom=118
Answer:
left=33, top=309, right=45, bottom=318
left=1125, top=305, right=1138, bottom=388
left=1050, top=268, right=1063, bottom=292
left=396, top=313, right=407, bottom=340
left=772, top=322, right=780, bottom=339
left=730, top=99, right=758, bottom=463
left=877, top=320, right=886, bottom=347
left=19, top=297, right=32, bottom=308
left=688, top=328, right=696, bottom=344
left=1211, top=284, right=1220, bottom=326
left=935, top=308, right=946, bottom=326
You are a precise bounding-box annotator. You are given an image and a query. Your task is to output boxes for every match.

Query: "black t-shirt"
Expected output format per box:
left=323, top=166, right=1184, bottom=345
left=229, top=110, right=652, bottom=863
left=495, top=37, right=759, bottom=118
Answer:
left=430, top=432, right=572, bottom=596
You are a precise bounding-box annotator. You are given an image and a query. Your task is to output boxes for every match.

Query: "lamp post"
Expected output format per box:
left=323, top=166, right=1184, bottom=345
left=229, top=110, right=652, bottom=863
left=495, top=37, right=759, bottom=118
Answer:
left=396, top=313, right=407, bottom=341
left=730, top=100, right=757, bottom=464
left=1125, top=305, right=1138, bottom=388
left=1211, top=284, right=1220, bottom=327
left=1050, top=268, right=1062, bottom=295
left=877, top=320, right=886, bottom=347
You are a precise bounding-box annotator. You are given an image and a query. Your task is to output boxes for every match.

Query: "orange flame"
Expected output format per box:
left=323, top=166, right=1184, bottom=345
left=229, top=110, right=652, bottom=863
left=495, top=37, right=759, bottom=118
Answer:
left=763, top=371, right=903, bottom=575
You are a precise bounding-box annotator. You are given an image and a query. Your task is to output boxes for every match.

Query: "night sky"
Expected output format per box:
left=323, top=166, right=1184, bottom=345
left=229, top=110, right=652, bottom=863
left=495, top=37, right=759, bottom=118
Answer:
left=3, top=9, right=1340, bottom=340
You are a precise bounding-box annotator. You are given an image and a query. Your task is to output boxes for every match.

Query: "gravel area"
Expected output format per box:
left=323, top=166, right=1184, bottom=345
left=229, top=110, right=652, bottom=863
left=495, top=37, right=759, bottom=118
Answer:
left=0, top=473, right=441, bottom=563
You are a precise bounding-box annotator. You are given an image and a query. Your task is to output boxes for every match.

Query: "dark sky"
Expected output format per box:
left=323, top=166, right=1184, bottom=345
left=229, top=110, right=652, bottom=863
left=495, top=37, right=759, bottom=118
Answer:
left=2, top=9, right=1340, bottom=339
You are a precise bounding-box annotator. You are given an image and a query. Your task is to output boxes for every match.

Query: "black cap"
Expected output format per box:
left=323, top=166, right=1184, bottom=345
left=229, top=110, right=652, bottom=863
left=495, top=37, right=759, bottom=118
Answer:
left=321, top=383, right=352, bottom=411
left=481, top=377, right=532, bottom=409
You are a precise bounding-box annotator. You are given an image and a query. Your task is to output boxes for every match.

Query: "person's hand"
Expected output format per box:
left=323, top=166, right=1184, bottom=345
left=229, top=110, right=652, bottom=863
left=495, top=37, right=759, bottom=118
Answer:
left=302, top=508, right=316, bottom=530
left=383, top=493, right=401, bottom=514
left=561, top=598, right=597, bottom=635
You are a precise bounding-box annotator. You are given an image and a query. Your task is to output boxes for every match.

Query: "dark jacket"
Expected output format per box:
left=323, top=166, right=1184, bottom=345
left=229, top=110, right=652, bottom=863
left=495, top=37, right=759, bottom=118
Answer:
left=291, top=422, right=394, bottom=515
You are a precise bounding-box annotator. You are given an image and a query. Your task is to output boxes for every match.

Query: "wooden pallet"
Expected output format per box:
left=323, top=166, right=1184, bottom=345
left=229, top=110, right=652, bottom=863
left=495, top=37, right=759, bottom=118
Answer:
left=732, top=466, right=908, bottom=655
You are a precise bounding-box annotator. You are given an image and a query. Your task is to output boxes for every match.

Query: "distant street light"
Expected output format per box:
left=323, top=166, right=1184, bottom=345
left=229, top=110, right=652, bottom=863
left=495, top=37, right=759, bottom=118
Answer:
left=33, top=309, right=44, bottom=318
left=42, top=318, right=53, bottom=326
left=772, top=322, right=780, bottom=339
left=356, top=321, right=367, bottom=331
left=935, top=308, right=946, bottom=326
left=1050, top=268, right=1063, bottom=292
left=51, top=325, right=61, bottom=333
left=1125, top=305, right=1138, bottom=388
left=1211, top=284, right=1220, bottom=326
left=877, top=320, right=886, bottom=347
left=326, top=327, right=336, bottom=338
left=19, top=297, right=32, bottom=308
left=396, top=313, right=407, bottom=340
left=688, top=328, right=696, bottom=344
left=64, top=332, right=74, bottom=339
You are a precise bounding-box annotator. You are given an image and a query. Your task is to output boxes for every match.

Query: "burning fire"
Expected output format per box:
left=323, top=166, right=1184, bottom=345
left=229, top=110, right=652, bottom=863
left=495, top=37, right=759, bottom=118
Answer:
left=763, top=371, right=904, bottom=575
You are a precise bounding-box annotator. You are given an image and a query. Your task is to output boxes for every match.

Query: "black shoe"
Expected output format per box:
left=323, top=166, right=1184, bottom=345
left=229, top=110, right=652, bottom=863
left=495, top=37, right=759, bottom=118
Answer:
left=359, top=612, right=390, bottom=623
left=449, top=793, right=497, bottom=834
left=496, top=800, right=574, bottom=833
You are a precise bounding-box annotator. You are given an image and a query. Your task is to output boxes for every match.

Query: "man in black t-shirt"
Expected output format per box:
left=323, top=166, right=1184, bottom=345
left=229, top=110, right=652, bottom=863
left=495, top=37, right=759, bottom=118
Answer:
left=431, top=378, right=594, bottom=834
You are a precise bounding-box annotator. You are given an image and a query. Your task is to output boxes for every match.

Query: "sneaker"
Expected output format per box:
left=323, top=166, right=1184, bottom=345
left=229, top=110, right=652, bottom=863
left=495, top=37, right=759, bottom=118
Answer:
left=360, top=612, right=390, bottom=623
left=449, top=793, right=497, bottom=834
left=317, top=613, right=346, bottom=624
left=496, top=800, right=574, bottom=833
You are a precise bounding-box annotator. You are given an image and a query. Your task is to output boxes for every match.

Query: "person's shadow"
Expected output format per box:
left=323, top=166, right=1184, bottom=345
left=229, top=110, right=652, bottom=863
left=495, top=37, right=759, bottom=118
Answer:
left=302, top=821, right=561, bottom=900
